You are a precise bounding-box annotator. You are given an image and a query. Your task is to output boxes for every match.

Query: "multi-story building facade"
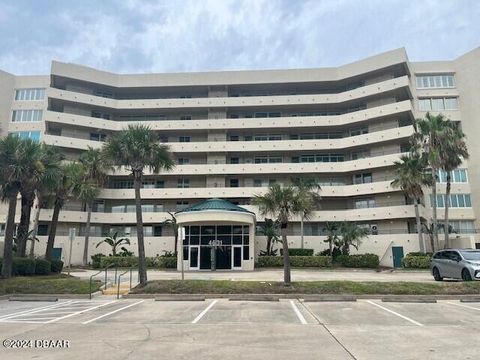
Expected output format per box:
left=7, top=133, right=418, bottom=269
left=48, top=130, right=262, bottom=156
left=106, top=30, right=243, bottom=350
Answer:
left=0, top=47, right=479, bottom=269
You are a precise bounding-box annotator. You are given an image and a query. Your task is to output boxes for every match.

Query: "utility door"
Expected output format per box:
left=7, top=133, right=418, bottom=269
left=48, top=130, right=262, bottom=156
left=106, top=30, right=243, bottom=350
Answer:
left=392, top=246, right=404, bottom=268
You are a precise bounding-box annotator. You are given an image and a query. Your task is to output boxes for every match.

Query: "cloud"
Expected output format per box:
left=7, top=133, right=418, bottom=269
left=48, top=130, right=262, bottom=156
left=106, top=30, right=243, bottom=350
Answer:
left=0, top=0, right=478, bottom=75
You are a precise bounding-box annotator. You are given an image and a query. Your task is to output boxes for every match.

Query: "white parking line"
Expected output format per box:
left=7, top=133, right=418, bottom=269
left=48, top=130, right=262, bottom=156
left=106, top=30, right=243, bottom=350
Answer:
left=82, top=300, right=144, bottom=324
left=192, top=300, right=218, bottom=324
left=365, top=300, right=423, bottom=326
left=290, top=300, right=308, bottom=325
left=0, top=300, right=77, bottom=321
left=45, top=300, right=119, bottom=324
left=446, top=302, right=480, bottom=311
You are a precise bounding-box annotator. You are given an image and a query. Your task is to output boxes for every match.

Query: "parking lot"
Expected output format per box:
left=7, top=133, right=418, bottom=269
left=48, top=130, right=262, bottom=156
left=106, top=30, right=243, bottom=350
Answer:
left=0, top=297, right=479, bottom=359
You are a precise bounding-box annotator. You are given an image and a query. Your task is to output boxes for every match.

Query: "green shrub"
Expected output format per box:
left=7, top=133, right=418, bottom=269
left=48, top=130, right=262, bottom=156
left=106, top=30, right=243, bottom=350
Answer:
left=256, top=256, right=332, bottom=268
left=280, top=248, right=314, bottom=256
left=100, top=256, right=138, bottom=268
left=50, top=259, right=64, bottom=273
left=13, top=257, right=36, bottom=275
left=100, top=256, right=178, bottom=269
left=157, top=257, right=177, bottom=268
left=336, top=254, right=380, bottom=268
left=34, top=259, right=51, bottom=275
left=407, top=252, right=433, bottom=257
left=402, top=255, right=431, bottom=269
left=91, top=253, right=105, bottom=269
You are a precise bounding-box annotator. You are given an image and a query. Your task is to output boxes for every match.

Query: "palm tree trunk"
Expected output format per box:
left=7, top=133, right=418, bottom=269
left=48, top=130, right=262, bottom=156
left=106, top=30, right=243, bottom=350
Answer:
left=413, top=198, right=425, bottom=253
left=280, top=222, right=291, bottom=286
left=29, top=195, right=41, bottom=259
left=17, top=192, right=34, bottom=257
left=444, top=171, right=451, bottom=249
left=300, top=216, right=304, bottom=249
left=431, top=165, right=439, bottom=251
left=329, top=238, right=333, bottom=258
left=134, top=172, right=147, bottom=286
left=266, top=236, right=272, bottom=256
left=82, top=201, right=92, bottom=266
left=45, top=198, right=62, bottom=261
left=2, top=193, right=18, bottom=278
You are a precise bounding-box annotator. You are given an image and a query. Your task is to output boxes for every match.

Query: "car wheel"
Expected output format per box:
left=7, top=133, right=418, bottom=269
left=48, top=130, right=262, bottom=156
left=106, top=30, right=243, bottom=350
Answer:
left=433, top=267, right=443, bottom=281
left=462, top=269, right=472, bottom=282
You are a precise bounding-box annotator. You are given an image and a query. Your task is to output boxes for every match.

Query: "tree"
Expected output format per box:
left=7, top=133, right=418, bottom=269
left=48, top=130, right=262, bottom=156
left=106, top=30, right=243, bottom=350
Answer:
left=258, top=218, right=280, bottom=256
left=438, top=123, right=469, bottom=248
left=391, top=154, right=433, bottom=253
left=161, top=212, right=179, bottom=254
left=411, top=112, right=452, bottom=251
left=78, top=147, right=112, bottom=265
left=96, top=232, right=130, bottom=256
left=252, top=183, right=318, bottom=285
left=45, top=162, right=84, bottom=261
left=0, top=136, right=27, bottom=277
left=323, top=222, right=340, bottom=258
left=337, top=222, right=369, bottom=255
left=102, top=125, right=174, bottom=286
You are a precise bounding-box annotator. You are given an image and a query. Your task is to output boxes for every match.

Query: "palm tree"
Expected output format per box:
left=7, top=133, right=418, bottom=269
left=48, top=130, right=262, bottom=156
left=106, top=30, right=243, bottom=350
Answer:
left=391, top=154, right=433, bottom=253
left=45, top=162, right=84, bottom=261
left=291, top=177, right=321, bottom=248
left=78, top=147, right=112, bottom=265
left=338, top=222, right=369, bottom=255
left=161, top=212, right=179, bottom=255
left=258, top=218, right=280, bottom=256
left=96, top=232, right=130, bottom=256
left=411, top=112, right=452, bottom=250
left=252, top=183, right=318, bottom=285
left=439, top=123, right=469, bottom=248
left=0, top=136, right=26, bottom=277
left=323, top=222, right=340, bottom=258
left=102, top=125, right=174, bottom=286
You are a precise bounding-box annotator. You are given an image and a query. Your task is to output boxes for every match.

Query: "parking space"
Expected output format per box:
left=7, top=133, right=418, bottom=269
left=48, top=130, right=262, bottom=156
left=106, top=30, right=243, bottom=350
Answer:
left=1, top=297, right=480, bottom=359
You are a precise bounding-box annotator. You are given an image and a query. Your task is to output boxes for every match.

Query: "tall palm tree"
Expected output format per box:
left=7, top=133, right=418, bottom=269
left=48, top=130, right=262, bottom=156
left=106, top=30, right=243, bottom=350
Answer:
left=78, top=147, right=112, bottom=265
left=102, top=125, right=174, bottom=286
left=291, top=177, right=321, bottom=249
left=161, top=212, right=179, bottom=254
left=439, top=123, right=469, bottom=248
left=412, top=112, right=451, bottom=250
left=29, top=145, right=64, bottom=258
left=252, top=183, right=318, bottom=285
left=323, top=222, right=340, bottom=258
left=391, top=154, right=433, bottom=253
left=45, top=162, right=84, bottom=261
left=16, top=140, right=45, bottom=257
left=258, top=218, right=280, bottom=256
left=338, top=222, right=369, bottom=255
left=0, top=136, right=27, bottom=277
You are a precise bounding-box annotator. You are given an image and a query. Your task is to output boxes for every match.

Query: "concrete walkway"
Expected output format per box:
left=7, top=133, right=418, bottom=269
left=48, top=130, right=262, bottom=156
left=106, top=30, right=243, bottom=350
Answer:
left=70, top=268, right=434, bottom=283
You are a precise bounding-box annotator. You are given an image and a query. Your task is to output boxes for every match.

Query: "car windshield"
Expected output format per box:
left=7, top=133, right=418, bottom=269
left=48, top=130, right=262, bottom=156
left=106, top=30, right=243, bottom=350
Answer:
left=460, top=251, right=480, bottom=261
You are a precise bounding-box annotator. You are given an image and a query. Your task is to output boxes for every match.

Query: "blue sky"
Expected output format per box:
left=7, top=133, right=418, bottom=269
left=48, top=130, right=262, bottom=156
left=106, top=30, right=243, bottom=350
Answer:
left=0, top=0, right=479, bottom=75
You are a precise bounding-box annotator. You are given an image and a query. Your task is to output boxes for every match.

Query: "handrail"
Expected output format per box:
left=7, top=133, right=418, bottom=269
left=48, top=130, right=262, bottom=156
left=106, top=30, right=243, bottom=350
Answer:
left=89, top=263, right=116, bottom=300
left=117, top=265, right=137, bottom=299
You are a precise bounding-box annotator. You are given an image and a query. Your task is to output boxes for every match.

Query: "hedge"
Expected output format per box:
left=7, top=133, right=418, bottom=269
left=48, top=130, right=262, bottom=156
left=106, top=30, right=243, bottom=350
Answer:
left=402, top=255, right=431, bottom=269
left=336, top=254, right=380, bottom=268
left=406, top=252, right=433, bottom=257
left=13, top=257, right=36, bottom=275
left=280, top=248, right=314, bottom=256
left=91, top=253, right=104, bottom=269
left=50, top=259, right=64, bottom=273
left=100, top=256, right=177, bottom=269
left=256, top=256, right=332, bottom=268
left=34, top=259, right=51, bottom=275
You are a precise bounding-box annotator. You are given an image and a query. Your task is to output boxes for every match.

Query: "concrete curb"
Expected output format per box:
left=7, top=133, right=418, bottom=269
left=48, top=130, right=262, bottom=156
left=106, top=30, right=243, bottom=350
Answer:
left=0, top=294, right=94, bottom=299
left=302, top=295, right=357, bottom=302
left=460, top=297, right=480, bottom=303
left=9, top=296, right=58, bottom=302
left=228, top=295, right=280, bottom=301
left=155, top=295, right=205, bottom=301
left=381, top=296, right=437, bottom=303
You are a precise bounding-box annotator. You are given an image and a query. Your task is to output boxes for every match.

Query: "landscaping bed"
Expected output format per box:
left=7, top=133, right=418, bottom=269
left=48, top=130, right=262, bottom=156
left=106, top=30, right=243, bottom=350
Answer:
left=132, top=280, right=480, bottom=295
left=0, top=274, right=101, bottom=295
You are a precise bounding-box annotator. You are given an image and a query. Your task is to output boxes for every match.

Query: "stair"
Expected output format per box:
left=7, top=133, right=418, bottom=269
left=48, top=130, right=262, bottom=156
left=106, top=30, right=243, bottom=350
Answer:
left=102, top=284, right=131, bottom=295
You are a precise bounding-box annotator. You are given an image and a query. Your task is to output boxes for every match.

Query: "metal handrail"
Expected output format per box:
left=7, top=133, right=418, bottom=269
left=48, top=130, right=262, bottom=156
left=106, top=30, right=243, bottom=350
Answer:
left=89, top=263, right=116, bottom=300
left=116, top=266, right=137, bottom=299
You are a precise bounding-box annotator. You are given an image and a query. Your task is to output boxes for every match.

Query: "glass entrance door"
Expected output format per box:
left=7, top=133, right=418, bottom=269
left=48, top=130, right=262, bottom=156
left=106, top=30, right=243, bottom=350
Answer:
left=232, top=245, right=242, bottom=270
left=189, top=246, right=199, bottom=270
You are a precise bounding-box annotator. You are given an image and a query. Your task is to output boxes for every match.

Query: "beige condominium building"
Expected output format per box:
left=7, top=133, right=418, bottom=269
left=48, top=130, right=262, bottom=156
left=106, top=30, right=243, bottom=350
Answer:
left=0, top=47, right=479, bottom=269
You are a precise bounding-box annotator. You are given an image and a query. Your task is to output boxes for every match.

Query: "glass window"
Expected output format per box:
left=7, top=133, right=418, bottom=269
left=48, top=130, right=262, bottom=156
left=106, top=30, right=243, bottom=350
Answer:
left=11, top=110, right=43, bottom=122
left=416, top=75, right=455, bottom=88
left=15, top=88, right=45, bottom=101
left=179, top=136, right=190, bottom=142
left=230, top=157, right=239, bottom=164
left=465, top=194, right=472, bottom=207
left=431, top=98, right=444, bottom=111
left=444, top=98, right=459, bottom=110
left=230, top=179, right=239, bottom=188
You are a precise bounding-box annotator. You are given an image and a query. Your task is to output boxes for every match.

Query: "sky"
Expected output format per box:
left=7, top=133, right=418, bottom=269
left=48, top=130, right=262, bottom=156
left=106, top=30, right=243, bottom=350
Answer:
left=0, top=0, right=479, bottom=75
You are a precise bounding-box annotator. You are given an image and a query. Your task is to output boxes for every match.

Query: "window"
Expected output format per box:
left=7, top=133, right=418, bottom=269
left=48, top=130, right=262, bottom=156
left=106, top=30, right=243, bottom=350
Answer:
left=354, top=198, right=375, bottom=209
left=93, top=89, right=114, bottom=98
left=431, top=194, right=472, bottom=208
left=92, top=200, right=105, bottom=213
left=15, top=88, right=45, bottom=101
left=90, top=133, right=107, bottom=142
left=180, top=115, right=192, bottom=120
left=230, top=157, right=239, bottom=164
left=142, top=180, right=155, bottom=189
left=254, top=156, right=282, bottom=164
left=254, top=179, right=262, bottom=187
left=176, top=201, right=189, bottom=210
left=230, top=179, right=239, bottom=188
left=91, top=111, right=110, bottom=120
left=448, top=220, right=475, bottom=234
left=350, top=128, right=368, bottom=137
left=353, top=173, right=372, bottom=184
left=229, top=135, right=239, bottom=141
left=37, top=224, right=49, bottom=236
left=417, top=98, right=458, bottom=111
left=178, top=158, right=190, bottom=165
left=177, top=178, right=190, bottom=188
left=11, top=110, right=42, bottom=122
left=179, top=136, right=190, bottom=142
left=156, top=180, right=165, bottom=188
left=416, top=75, right=455, bottom=88
left=437, top=169, right=468, bottom=183
left=11, top=131, right=40, bottom=142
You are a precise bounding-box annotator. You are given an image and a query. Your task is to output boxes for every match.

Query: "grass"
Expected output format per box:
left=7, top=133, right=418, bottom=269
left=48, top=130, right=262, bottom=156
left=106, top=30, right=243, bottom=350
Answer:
left=133, top=280, right=480, bottom=295
left=0, top=274, right=102, bottom=295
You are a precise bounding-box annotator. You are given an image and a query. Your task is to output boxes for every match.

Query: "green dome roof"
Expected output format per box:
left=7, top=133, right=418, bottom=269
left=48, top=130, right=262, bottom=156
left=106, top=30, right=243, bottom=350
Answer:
left=176, top=198, right=254, bottom=215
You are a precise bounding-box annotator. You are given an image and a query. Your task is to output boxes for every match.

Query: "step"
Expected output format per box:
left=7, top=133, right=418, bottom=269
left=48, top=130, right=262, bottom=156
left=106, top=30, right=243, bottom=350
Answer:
left=102, top=286, right=131, bottom=295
